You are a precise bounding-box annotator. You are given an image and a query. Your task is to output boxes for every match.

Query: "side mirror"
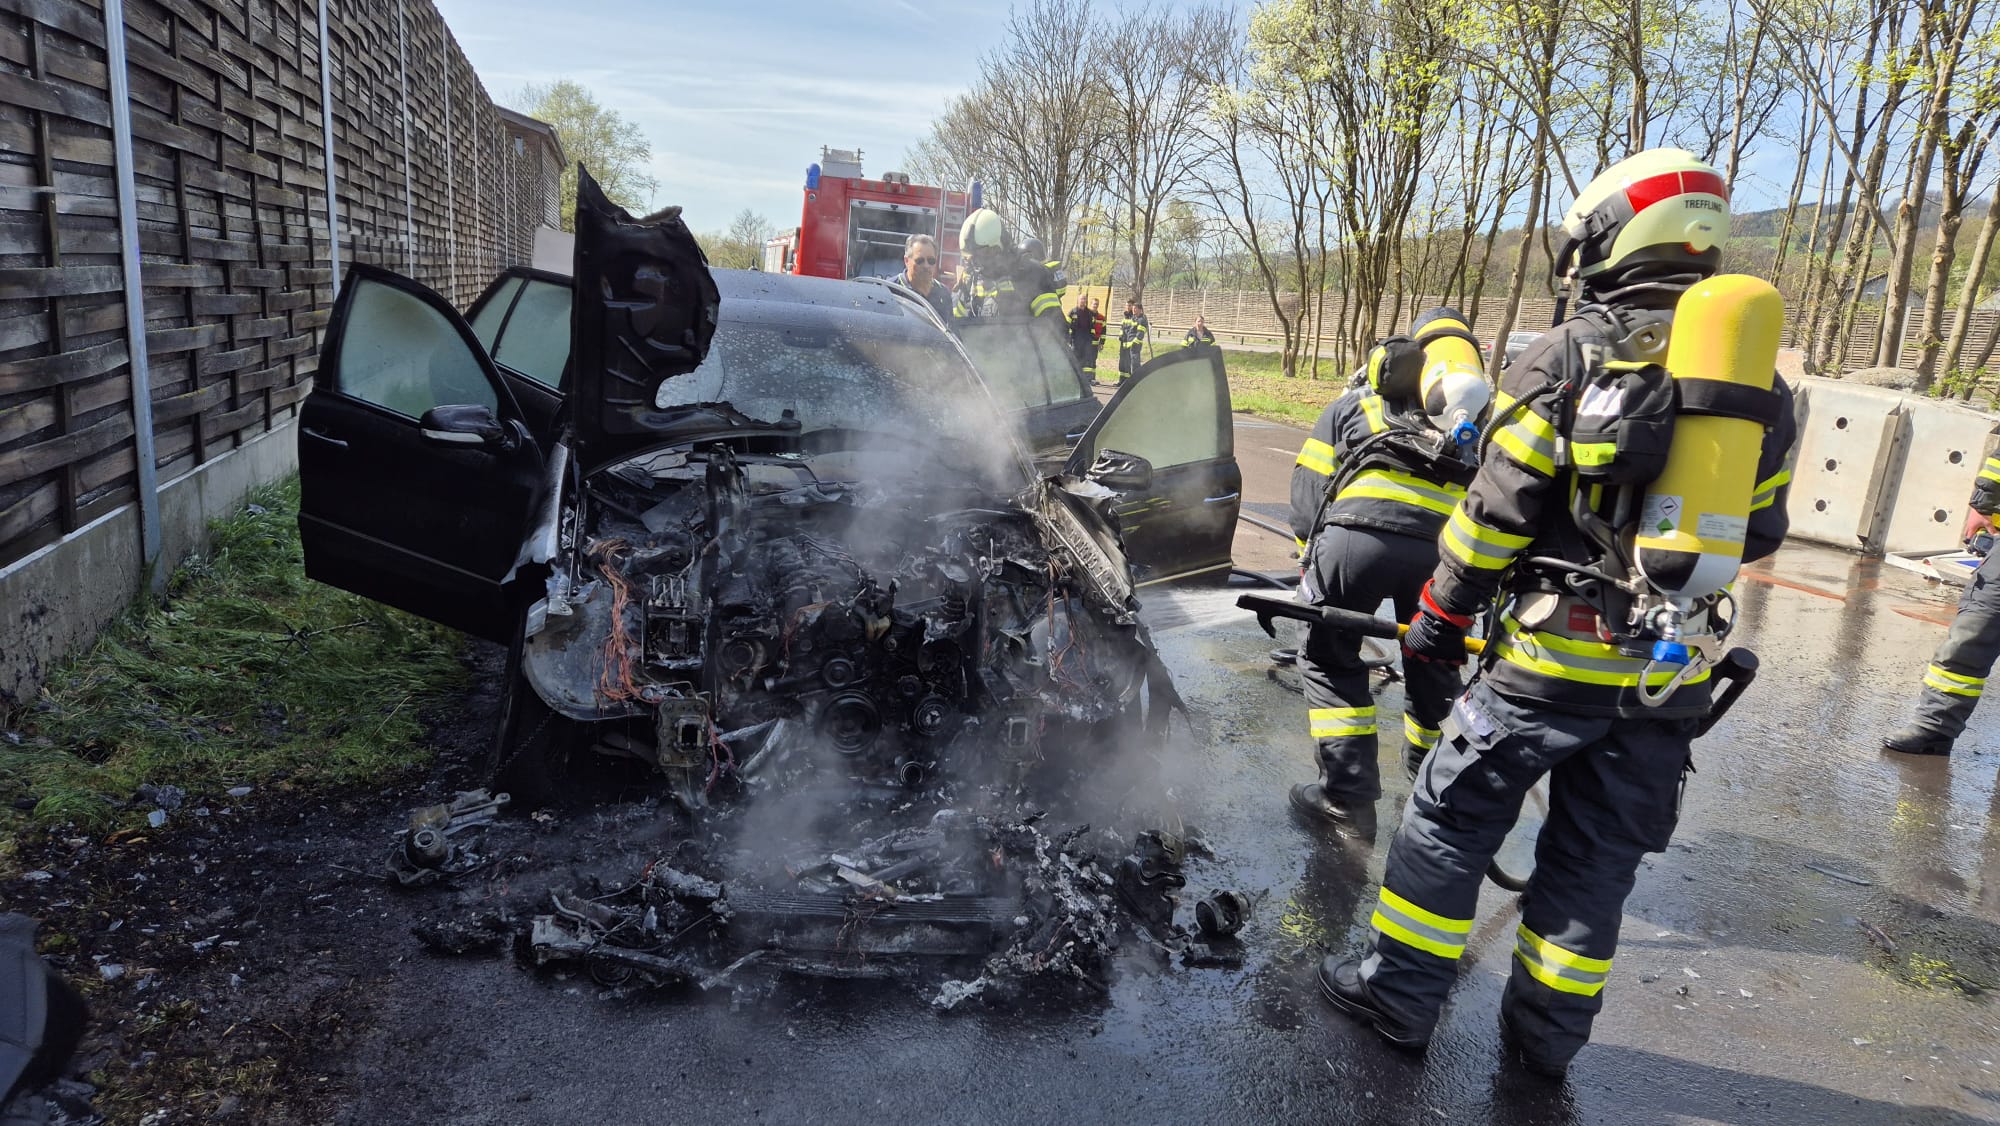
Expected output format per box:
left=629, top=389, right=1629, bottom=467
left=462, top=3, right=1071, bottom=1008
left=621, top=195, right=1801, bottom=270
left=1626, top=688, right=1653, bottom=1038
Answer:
left=1086, top=448, right=1153, bottom=491
left=419, top=404, right=514, bottom=450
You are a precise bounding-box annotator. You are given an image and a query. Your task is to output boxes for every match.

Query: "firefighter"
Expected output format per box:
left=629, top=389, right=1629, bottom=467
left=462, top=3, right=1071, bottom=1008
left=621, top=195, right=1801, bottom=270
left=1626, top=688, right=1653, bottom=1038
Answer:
left=1184, top=314, right=1216, bottom=348
left=1118, top=300, right=1149, bottom=382
left=952, top=209, right=1063, bottom=322
left=1022, top=236, right=1066, bottom=287
left=1316, top=149, right=1798, bottom=1077
left=1068, top=298, right=1099, bottom=379
left=1287, top=311, right=1492, bottom=839
left=1882, top=473, right=2000, bottom=756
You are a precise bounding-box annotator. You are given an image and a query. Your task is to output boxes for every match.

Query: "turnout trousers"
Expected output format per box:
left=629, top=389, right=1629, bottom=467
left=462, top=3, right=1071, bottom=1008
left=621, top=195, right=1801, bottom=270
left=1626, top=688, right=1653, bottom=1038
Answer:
left=1300, top=524, right=1463, bottom=803
left=1913, top=549, right=2000, bottom=738
left=1358, top=678, right=1697, bottom=1065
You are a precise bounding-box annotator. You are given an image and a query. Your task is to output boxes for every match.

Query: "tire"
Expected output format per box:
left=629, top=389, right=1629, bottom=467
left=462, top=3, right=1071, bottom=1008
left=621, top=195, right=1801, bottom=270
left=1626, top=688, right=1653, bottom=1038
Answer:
left=487, top=615, right=579, bottom=806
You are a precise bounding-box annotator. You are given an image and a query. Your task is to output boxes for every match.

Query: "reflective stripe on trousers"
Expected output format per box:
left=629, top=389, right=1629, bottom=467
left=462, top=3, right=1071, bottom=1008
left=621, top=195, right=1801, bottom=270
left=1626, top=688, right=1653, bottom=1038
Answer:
left=1914, top=548, right=2000, bottom=739
left=1359, top=679, right=1693, bottom=1065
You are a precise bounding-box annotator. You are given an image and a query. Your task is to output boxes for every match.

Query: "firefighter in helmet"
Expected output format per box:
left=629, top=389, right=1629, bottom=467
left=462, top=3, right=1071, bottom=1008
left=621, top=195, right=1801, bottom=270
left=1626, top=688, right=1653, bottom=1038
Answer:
left=1317, top=149, right=1797, bottom=1077
left=1287, top=310, right=1493, bottom=841
left=953, top=209, right=1063, bottom=322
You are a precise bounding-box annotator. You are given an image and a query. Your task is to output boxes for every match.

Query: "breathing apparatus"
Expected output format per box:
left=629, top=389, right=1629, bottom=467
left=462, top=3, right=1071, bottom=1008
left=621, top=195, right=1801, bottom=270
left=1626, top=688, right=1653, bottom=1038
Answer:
left=1411, top=308, right=1491, bottom=451
left=1313, top=313, right=1494, bottom=535
left=1506, top=152, right=1786, bottom=707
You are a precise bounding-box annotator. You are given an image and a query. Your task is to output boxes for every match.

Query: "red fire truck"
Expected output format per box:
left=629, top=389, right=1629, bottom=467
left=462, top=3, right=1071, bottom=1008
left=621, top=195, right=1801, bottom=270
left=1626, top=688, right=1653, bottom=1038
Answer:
left=762, top=147, right=978, bottom=282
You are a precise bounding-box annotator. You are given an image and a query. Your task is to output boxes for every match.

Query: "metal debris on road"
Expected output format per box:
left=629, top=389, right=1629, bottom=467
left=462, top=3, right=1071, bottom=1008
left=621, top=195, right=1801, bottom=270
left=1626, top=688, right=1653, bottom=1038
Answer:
left=1805, top=862, right=1873, bottom=886
left=384, top=789, right=511, bottom=887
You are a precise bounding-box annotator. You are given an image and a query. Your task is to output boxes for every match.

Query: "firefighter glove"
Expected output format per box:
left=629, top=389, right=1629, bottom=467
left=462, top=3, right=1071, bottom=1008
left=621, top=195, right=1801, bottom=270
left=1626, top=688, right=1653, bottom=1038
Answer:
left=1403, top=580, right=1473, bottom=666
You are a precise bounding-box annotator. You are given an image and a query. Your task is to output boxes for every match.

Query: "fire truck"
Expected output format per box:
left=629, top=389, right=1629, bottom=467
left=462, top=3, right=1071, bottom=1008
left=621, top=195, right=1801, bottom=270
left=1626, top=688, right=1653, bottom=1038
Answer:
left=762, top=147, right=978, bottom=283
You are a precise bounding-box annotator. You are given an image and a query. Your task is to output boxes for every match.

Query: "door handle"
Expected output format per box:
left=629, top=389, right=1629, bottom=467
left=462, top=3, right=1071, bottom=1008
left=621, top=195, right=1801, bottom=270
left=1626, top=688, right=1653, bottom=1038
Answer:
left=1203, top=492, right=1240, bottom=503
left=303, top=426, right=348, bottom=449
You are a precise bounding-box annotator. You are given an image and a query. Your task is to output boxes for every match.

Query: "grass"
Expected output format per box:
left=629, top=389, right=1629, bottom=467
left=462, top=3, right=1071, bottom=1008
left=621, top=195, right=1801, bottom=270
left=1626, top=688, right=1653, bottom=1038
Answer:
left=1219, top=348, right=1346, bottom=428
left=1084, top=339, right=1343, bottom=428
left=0, top=476, right=469, bottom=831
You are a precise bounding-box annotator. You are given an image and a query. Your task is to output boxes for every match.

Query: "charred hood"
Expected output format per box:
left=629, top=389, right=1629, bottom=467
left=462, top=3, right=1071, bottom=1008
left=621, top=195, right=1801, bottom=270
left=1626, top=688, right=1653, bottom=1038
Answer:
left=569, top=167, right=723, bottom=467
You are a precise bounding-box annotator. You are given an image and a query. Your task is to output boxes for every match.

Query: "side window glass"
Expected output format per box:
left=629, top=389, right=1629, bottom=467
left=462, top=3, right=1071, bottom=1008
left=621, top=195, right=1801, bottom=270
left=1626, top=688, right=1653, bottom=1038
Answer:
left=956, top=322, right=1053, bottom=410
left=335, top=279, right=497, bottom=417
left=1089, top=357, right=1223, bottom=470
left=467, top=277, right=522, bottom=352
left=489, top=279, right=573, bottom=389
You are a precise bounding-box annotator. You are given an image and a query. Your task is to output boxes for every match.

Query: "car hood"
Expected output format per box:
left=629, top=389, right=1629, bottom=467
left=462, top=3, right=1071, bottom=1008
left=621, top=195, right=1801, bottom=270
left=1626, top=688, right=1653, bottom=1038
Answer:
left=568, top=167, right=723, bottom=468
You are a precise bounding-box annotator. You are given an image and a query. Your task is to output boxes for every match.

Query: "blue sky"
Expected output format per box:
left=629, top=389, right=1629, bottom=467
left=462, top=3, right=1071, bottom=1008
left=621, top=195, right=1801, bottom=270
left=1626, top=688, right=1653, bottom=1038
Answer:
left=435, top=0, right=1801, bottom=239
left=435, top=0, right=996, bottom=235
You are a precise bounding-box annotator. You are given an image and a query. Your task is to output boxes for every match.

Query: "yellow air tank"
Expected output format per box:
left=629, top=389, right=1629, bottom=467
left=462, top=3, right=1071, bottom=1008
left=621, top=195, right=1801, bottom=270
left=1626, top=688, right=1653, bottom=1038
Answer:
left=1634, top=275, right=1784, bottom=601
left=1411, top=309, right=1491, bottom=445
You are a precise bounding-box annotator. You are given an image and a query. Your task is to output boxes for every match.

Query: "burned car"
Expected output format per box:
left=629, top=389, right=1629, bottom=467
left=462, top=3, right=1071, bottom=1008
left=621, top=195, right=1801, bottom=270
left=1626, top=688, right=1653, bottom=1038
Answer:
left=297, top=177, right=1241, bottom=809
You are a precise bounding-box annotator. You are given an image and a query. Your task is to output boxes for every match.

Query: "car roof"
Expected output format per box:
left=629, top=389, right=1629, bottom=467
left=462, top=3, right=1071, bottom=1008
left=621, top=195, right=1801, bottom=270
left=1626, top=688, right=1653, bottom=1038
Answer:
left=711, top=269, right=949, bottom=343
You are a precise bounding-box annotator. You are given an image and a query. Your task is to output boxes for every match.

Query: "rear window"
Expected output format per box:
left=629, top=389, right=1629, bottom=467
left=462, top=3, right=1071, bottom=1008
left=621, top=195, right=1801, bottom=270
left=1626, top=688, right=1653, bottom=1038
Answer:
left=469, top=276, right=571, bottom=389
left=954, top=317, right=1089, bottom=411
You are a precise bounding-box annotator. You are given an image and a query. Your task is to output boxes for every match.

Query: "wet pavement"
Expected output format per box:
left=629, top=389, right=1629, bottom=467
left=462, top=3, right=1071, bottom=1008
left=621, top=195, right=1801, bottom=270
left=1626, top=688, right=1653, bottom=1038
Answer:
left=340, top=543, right=2000, bottom=1125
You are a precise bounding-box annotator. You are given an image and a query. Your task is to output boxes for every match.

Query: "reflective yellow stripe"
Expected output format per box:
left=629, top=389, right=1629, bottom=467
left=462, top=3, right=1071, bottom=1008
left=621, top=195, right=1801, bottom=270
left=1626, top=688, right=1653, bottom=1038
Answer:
left=1360, top=395, right=1388, bottom=434
left=1751, top=468, right=1791, bottom=512
left=1403, top=713, right=1441, bottom=749
left=1309, top=705, right=1376, bottom=738
left=1571, top=441, right=1617, bottom=467
left=1491, top=616, right=1714, bottom=688
left=1514, top=925, right=1610, bottom=996
left=1295, top=438, right=1337, bottom=477
left=1442, top=507, right=1531, bottom=571
left=1492, top=414, right=1557, bottom=476
left=1371, top=886, right=1472, bottom=960
left=1030, top=293, right=1062, bottom=315
left=1924, top=664, right=1984, bottom=697
left=1337, top=468, right=1465, bottom=517
left=1980, top=457, right=2000, bottom=483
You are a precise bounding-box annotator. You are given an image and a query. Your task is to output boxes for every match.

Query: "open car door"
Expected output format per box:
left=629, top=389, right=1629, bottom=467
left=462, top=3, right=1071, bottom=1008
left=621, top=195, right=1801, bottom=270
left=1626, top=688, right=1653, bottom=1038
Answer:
left=464, top=266, right=573, bottom=446
left=297, top=264, right=546, bottom=642
left=1063, top=343, right=1239, bottom=585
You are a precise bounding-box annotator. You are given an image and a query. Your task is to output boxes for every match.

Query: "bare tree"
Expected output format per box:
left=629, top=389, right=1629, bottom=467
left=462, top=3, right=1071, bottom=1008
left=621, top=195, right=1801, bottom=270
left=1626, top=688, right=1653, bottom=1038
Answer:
left=1945, top=161, right=2000, bottom=390
left=907, top=0, right=1105, bottom=258
left=1100, top=4, right=1235, bottom=302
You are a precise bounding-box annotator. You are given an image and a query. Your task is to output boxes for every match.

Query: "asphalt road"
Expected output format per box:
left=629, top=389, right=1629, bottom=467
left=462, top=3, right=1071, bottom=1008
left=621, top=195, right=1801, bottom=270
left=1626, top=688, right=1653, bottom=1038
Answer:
left=330, top=405, right=2000, bottom=1125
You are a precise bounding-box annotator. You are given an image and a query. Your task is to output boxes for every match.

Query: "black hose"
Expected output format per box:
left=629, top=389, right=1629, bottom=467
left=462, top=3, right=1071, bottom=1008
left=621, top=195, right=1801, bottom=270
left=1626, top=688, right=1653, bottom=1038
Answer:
left=1231, top=567, right=1296, bottom=590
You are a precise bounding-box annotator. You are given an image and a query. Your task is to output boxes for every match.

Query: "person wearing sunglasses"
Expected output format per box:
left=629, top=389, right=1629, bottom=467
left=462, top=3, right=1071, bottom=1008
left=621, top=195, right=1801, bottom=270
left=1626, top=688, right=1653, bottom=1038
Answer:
left=891, top=233, right=955, bottom=324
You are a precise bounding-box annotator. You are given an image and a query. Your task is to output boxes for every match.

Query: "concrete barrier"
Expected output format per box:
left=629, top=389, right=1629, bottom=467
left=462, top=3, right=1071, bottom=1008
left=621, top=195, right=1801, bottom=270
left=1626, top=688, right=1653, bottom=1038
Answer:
left=1787, top=376, right=2000, bottom=558
left=1787, top=379, right=1904, bottom=552
left=0, top=422, right=299, bottom=708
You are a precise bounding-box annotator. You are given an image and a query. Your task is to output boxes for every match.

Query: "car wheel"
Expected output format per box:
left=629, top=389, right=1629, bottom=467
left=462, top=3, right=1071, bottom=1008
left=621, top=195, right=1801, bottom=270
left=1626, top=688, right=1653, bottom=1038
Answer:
left=488, top=615, right=579, bottom=806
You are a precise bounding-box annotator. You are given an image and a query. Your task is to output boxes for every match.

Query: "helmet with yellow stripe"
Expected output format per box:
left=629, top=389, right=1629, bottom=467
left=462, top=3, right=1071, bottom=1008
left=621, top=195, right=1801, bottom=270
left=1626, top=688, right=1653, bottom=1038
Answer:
left=1557, top=148, right=1728, bottom=296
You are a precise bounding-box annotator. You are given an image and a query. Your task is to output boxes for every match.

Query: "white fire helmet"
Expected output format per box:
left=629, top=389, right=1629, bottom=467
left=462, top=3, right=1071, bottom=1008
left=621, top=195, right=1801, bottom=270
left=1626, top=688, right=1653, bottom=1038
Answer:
left=959, top=208, right=1011, bottom=254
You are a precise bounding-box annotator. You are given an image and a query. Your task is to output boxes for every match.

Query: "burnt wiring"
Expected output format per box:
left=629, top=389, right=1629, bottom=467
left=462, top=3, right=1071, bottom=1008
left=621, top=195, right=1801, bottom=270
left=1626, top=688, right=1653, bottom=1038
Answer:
left=591, top=539, right=646, bottom=704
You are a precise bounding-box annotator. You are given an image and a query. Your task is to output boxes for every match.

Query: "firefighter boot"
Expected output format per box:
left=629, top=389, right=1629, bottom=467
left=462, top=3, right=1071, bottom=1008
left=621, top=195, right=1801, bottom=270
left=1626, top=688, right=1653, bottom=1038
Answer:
left=1317, top=956, right=1429, bottom=1051
left=1289, top=778, right=1378, bottom=841
left=1499, top=1005, right=1571, bottom=1079
left=1883, top=725, right=1954, bottom=756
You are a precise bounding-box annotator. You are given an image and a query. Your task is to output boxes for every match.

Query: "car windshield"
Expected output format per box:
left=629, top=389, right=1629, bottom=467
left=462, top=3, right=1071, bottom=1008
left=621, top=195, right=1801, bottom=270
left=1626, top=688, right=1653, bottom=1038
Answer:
left=655, top=321, right=1028, bottom=489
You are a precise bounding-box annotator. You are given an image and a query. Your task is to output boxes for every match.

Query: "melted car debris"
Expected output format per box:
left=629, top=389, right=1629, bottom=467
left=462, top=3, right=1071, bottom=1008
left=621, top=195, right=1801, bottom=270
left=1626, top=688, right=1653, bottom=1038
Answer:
left=384, top=789, right=510, bottom=887
left=494, top=804, right=1242, bottom=1005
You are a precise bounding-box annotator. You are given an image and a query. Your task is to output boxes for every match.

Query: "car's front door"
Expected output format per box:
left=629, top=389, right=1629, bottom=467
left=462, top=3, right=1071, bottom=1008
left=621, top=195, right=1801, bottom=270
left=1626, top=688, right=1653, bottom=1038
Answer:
left=954, top=316, right=1102, bottom=467
left=297, top=265, right=546, bottom=642
left=1064, top=343, right=1240, bottom=585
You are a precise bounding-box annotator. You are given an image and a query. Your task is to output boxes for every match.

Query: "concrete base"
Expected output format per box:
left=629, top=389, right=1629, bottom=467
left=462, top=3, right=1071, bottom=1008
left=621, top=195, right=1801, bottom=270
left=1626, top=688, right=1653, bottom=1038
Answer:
left=0, top=420, right=299, bottom=709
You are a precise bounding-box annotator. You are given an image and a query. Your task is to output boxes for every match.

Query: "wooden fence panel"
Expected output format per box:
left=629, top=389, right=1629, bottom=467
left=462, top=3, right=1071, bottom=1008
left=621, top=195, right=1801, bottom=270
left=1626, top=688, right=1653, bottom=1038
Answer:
left=0, top=0, right=555, bottom=567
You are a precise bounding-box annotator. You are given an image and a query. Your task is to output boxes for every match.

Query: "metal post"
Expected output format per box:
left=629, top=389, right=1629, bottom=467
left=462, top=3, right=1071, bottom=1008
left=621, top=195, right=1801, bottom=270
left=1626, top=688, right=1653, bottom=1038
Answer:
left=317, top=0, right=341, bottom=295
left=396, top=0, right=414, bottom=275
left=103, top=0, right=160, bottom=568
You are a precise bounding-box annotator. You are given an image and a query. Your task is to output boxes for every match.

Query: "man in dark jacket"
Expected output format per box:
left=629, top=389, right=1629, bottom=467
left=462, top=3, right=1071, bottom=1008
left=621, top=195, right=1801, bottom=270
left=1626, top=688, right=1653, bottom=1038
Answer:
left=1118, top=301, right=1149, bottom=382
left=1317, top=149, right=1798, bottom=1079
left=889, top=234, right=954, bottom=325
left=1286, top=310, right=1491, bottom=837
left=1069, top=299, right=1100, bottom=380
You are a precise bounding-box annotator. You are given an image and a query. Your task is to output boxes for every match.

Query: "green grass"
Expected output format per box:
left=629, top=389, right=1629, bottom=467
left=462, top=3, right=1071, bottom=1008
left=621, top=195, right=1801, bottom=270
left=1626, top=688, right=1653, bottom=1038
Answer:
left=1218, top=347, right=1345, bottom=427
left=0, top=477, right=469, bottom=831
